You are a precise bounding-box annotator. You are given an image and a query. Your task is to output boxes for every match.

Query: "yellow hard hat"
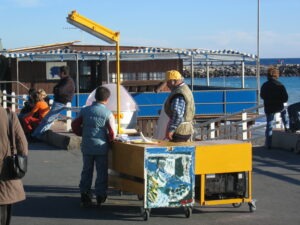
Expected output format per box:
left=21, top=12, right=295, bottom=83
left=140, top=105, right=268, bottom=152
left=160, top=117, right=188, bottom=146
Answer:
left=165, top=70, right=182, bottom=81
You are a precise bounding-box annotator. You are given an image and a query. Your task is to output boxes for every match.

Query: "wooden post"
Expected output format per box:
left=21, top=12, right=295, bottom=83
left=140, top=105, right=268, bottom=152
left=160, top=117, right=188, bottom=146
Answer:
left=11, top=92, right=16, bottom=112
left=66, top=102, right=72, bottom=132
left=3, top=90, right=7, bottom=108
left=242, top=112, right=248, bottom=141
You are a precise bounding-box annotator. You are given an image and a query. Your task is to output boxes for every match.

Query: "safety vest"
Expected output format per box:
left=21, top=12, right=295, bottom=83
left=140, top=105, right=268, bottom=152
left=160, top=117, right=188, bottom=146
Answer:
left=164, top=84, right=195, bottom=135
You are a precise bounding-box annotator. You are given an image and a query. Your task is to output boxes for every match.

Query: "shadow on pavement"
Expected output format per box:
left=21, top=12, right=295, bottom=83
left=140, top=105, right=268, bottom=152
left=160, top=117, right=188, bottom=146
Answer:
left=28, top=142, right=63, bottom=151
left=253, top=146, right=300, bottom=186
left=13, top=184, right=254, bottom=221
left=13, top=185, right=143, bottom=221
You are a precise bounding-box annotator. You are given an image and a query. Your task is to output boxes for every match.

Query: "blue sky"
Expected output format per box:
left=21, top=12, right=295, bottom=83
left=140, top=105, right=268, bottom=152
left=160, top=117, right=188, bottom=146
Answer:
left=1, top=0, right=300, bottom=58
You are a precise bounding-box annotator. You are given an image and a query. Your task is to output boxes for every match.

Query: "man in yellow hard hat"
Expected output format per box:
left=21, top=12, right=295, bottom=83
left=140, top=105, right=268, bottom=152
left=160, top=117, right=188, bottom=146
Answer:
left=162, top=70, right=195, bottom=142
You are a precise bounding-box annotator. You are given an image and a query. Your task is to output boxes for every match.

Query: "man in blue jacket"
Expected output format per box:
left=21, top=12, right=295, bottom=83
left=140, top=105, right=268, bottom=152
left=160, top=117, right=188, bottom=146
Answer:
left=78, top=86, right=116, bottom=207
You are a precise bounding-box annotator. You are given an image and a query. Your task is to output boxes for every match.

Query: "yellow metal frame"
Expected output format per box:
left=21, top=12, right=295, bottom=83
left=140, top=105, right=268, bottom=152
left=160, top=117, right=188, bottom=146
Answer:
left=109, top=142, right=145, bottom=195
left=195, top=142, right=253, bottom=206
left=109, top=141, right=253, bottom=207
left=67, top=10, right=122, bottom=134
left=67, top=10, right=119, bottom=44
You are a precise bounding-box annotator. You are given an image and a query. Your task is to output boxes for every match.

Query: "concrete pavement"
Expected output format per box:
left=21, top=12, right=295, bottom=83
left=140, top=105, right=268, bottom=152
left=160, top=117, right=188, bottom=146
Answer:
left=8, top=139, right=300, bottom=225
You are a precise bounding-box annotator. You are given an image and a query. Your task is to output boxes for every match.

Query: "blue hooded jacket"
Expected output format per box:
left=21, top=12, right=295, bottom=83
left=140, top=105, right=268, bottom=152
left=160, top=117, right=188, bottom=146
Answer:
left=80, top=102, right=113, bottom=155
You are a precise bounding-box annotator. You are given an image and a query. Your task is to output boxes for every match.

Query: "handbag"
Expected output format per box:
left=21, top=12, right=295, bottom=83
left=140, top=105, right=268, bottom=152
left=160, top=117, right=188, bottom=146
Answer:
left=5, top=109, right=28, bottom=179
left=71, top=116, right=83, bottom=136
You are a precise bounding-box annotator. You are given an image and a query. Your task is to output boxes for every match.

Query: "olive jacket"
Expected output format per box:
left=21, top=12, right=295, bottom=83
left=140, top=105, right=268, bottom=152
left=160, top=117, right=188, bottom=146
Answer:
left=0, top=106, right=28, bottom=205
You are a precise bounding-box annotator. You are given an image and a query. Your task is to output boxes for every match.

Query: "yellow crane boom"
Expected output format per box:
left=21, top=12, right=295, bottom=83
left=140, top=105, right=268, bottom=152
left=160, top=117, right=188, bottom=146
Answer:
left=67, top=10, right=119, bottom=44
left=67, top=10, right=122, bottom=134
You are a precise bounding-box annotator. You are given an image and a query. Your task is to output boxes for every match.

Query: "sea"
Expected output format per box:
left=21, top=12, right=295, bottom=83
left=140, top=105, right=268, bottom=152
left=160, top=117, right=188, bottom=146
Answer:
left=187, top=76, right=300, bottom=105
left=185, top=75, right=300, bottom=134
left=186, top=57, right=300, bottom=105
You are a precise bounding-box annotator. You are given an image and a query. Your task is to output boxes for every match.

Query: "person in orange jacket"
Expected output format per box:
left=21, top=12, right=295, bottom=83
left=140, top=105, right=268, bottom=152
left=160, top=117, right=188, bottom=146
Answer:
left=22, top=89, right=50, bottom=136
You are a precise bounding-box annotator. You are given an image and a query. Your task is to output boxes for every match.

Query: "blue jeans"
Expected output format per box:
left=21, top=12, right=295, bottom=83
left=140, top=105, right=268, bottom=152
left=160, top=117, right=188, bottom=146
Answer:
left=265, top=110, right=288, bottom=147
left=0, top=204, right=12, bottom=225
left=32, top=101, right=66, bottom=137
left=79, top=154, right=108, bottom=197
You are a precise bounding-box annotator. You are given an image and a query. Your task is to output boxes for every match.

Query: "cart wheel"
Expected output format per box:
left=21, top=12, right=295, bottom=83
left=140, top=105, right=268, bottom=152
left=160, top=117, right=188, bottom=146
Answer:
left=232, top=203, right=242, bottom=208
left=142, top=209, right=150, bottom=221
left=248, top=199, right=257, bottom=212
left=184, top=207, right=192, bottom=218
left=137, top=194, right=144, bottom=201
left=295, top=140, right=300, bottom=154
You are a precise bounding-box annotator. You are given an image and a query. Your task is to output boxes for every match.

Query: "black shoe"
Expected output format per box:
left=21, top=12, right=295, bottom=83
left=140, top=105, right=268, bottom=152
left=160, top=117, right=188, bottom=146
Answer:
left=81, top=192, right=92, bottom=207
left=265, top=144, right=272, bottom=150
left=96, top=195, right=107, bottom=206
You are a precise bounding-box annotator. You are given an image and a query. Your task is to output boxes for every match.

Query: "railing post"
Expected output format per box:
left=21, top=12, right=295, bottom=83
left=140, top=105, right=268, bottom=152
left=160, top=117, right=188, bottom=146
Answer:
left=22, top=94, right=27, bottom=106
left=242, top=112, right=248, bottom=141
left=66, top=102, right=72, bottom=132
left=209, top=122, right=215, bottom=139
left=11, top=92, right=16, bottom=112
left=274, top=112, right=281, bottom=129
left=3, top=90, right=7, bottom=108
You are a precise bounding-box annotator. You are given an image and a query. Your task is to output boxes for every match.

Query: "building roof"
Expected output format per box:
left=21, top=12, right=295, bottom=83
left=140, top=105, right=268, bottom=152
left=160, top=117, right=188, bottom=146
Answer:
left=0, top=42, right=256, bottom=63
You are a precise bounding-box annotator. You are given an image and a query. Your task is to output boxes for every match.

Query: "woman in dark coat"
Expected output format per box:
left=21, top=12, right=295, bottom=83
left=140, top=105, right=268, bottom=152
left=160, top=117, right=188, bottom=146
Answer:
left=0, top=106, right=28, bottom=225
left=260, top=66, right=288, bottom=149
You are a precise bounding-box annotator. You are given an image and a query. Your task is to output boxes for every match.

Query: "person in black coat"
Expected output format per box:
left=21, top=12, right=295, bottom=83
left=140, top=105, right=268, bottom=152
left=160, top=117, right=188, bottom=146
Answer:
left=260, top=66, right=288, bottom=149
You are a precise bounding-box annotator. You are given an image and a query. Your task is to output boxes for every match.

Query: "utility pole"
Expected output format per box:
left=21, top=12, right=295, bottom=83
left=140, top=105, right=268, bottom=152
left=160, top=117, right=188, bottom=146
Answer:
left=0, top=38, right=3, bottom=51
left=256, top=0, right=261, bottom=105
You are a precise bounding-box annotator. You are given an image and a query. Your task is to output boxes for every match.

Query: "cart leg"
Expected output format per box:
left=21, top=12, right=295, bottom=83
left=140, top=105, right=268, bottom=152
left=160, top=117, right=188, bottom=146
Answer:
left=232, top=203, right=242, bottom=208
left=137, top=194, right=144, bottom=201
left=141, top=207, right=150, bottom=221
left=248, top=199, right=257, bottom=212
left=184, top=207, right=192, bottom=218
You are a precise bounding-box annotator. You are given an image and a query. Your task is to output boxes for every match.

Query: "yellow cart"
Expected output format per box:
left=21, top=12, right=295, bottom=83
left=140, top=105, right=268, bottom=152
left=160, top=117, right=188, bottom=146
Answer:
left=109, top=139, right=256, bottom=220
left=194, top=140, right=256, bottom=212
left=109, top=141, right=195, bottom=220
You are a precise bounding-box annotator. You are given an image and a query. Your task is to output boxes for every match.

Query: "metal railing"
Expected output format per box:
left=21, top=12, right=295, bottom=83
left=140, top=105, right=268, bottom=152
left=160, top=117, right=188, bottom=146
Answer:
left=0, top=90, right=24, bottom=112
left=1, top=89, right=285, bottom=144
left=0, top=81, right=29, bottom=90
left=0, top=89, right=75, bottom=131
left=193, top=104, right=285, bottom=145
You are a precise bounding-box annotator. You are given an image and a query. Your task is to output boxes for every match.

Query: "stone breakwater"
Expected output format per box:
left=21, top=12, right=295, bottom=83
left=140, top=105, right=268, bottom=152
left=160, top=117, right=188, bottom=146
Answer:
left=183, top=64, right=300, bottom=77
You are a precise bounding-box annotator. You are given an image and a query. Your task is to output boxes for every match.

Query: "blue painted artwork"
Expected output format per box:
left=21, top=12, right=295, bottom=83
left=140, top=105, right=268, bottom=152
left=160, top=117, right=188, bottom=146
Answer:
left=144, top=146, right=195, bottom=208
left=46, top=62, right=66, bottom=80
left=50, top=66, right=60, bottom=79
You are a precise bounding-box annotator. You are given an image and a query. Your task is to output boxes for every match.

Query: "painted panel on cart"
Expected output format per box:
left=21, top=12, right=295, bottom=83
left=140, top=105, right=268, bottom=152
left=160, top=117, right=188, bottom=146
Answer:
left=144, top=146, right=195, bottom=208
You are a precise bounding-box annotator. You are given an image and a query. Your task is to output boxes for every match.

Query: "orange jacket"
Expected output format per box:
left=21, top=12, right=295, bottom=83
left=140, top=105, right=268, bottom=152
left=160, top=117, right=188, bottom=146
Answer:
left=24, top=100, right=50, bottom=119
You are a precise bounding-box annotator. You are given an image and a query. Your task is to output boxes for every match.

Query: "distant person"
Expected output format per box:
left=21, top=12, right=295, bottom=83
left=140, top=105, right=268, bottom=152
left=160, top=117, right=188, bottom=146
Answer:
left=22, top=89, right=50, bottom=138
left=0, top=105, right=28, bottom=225
left=32, top=66, right=75, bottom=138
left=260, top=66, right=288, bottom=149
left=155, top=70, right=195, bottom=142
left=77, top=86, right=116, bottom=207
left=18, top=88, right=37, bottom=119
left=287, top=102, right=300, bottom=132
left=38, top=88, right=50, bottom=106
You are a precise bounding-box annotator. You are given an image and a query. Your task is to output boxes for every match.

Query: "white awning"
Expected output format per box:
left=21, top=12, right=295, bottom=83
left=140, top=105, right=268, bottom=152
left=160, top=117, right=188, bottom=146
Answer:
left=0, top=47, right=256, bottom=62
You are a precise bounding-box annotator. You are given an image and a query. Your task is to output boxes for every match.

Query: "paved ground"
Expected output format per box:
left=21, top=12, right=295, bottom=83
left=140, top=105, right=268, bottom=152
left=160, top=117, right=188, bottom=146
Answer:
left=10, top=140, right=300, bottom=225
